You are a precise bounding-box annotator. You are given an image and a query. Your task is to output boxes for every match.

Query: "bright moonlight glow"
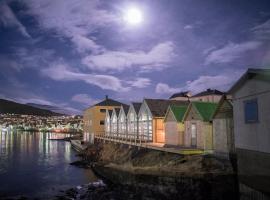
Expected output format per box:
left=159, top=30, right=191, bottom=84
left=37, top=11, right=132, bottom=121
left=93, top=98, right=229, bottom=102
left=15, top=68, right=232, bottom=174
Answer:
left=124, top=7, right=143, bottom=25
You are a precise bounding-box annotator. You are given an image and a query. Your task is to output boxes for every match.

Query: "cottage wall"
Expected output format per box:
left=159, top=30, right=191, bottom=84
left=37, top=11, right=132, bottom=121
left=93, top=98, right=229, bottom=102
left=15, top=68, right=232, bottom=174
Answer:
left=213, top=100, right=234, bottom=155
left=190, top=95, right=222, bottom=103
left=184, top=120, right=204, bottom=148
left=164, top=110, right=184, bottom=145
left=233, top=79, right=270, bottom=153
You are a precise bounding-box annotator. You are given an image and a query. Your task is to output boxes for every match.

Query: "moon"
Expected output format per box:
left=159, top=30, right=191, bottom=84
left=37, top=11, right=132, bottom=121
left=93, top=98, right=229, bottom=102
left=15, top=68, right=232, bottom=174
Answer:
left=124, top=7, right=143, bottom=25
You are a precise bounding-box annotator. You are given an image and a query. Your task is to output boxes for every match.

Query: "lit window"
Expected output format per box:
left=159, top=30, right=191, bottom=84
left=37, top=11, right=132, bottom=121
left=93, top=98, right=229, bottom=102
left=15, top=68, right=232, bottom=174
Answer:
left=244, top=99, right=259, bottom=123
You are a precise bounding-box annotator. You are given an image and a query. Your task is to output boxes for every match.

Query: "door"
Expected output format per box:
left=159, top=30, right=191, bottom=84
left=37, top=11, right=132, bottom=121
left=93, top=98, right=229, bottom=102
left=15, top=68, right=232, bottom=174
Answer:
left=156, top=119, right=165, bottom=143
left=191, top=123, right=197, bottom=147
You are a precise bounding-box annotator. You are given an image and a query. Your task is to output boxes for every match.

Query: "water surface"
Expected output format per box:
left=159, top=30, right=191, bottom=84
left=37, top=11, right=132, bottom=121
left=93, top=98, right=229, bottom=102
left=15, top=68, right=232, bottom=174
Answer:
left=0, top=131, right=97, bottom=199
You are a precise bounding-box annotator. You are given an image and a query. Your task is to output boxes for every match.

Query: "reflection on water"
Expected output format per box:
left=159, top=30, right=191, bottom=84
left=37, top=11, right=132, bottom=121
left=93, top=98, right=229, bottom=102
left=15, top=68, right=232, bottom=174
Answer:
left=0, top=131, right=97, bottom=199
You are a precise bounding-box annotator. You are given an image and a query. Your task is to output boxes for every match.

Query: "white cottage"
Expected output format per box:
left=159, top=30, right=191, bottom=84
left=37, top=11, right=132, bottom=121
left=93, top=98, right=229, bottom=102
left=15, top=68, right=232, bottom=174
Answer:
left=111, top=108, right=120, bottom=137
left=105, top=109, right=113, bottom=137
left=229, top=68, right=270, bottom=197
left=138, top=99, right=189, bottom=143
left=118, top=104, right=130, bottom=138
left=127, top=102, right=142, bottom=139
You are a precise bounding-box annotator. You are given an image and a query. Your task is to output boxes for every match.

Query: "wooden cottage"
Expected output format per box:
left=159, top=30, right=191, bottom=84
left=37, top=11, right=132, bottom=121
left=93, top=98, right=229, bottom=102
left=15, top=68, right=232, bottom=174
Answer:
left=111, top=108, right=120, bottom=138
left=212, top=96, right=234, bottom=157
left=83, top=96, right=123, bottom=142
left=118, top=104, right=130, bottom=138
left=228, top=68, right=270, bottom=197
left=183, top=102, right=218, bottom=150
left=105, top=109, right=113, bottom=137
left=164, top=105, right=188, bottom=146
left=127, top=102, right=142, bottom=139
left=138, top=99, right=188, bottom=143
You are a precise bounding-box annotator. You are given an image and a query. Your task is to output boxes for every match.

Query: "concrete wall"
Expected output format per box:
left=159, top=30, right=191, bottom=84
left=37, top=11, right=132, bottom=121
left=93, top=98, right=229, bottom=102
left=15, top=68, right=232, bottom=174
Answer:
left=237, top=148, right=270, bottom=195
left=233, top=79, right=270, bottom=153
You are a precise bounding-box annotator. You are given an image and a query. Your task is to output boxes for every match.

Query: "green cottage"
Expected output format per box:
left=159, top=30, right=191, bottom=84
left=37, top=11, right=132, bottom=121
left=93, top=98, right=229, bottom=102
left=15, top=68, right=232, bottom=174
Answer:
left=183, top=102, right=218, bottom=150
left=164, top=105, right=188, bottom=146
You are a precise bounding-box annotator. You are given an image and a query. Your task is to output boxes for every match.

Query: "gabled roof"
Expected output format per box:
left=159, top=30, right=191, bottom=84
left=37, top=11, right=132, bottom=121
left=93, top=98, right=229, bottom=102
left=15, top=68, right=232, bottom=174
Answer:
left=184, top=102, right=218, bottom=121
left=144, top=99, right=189, bottom=117
left=132, top=102, right=142, bottom=114
left=113, top=108, right=121, bottom=117
left=212, top=95, right=233, bottom=118
left=169, top=105, right=188, bottom=122
left=192, top=89, right=224, bottom=97
left=193, top=102, right=218, bottom=121
left=169, top=91, right=190, bottom=99
left=93, top=96, right=124, bottom=107
left=228, top=68, right=270, bottom=94
left=122, top=104, right=130, bottom=115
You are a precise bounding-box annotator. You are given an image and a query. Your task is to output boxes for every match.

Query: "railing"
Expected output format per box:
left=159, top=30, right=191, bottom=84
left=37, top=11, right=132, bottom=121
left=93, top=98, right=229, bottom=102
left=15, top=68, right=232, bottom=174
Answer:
left=96, top=131, right=151, bottom=145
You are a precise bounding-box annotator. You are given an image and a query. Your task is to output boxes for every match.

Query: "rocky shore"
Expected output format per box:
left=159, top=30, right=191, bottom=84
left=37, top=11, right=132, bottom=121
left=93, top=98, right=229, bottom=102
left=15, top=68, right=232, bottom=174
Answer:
left=75, top=140, right=239, bottom=200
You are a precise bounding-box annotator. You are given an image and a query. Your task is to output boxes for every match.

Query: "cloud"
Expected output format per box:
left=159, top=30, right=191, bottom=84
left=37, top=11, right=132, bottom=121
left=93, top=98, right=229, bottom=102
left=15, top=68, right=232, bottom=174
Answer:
left=127, top=78, right=151, bottom=88
left=252, top=19, right=270, bottom=40
left=71, top=35, right=103, bottom=54
left=24, top=0, right=118, bottom=53
left=14, top=47, right=55, bottom=69
left=41, top=63, right=130, bottom=92
left=82, top=41, right=175, bottom=72
left=0, top=2, right=31, bottom=38
left=184, top=25, right=193, bottom=30
left=205, top=41, right=261, bottom=65
left=71, top=94, right=98, bottom=106
left=183, top=71, right=243, bottom=94
left=155, top=83, right=180, bottom=94
left=156, top=71, right=243, bottom=95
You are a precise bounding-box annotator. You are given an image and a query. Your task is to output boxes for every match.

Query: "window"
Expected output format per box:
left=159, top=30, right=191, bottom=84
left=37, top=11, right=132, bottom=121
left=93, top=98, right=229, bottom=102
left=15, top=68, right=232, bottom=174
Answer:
left=244, top=99, right=259, bottom=123
left=100, top=120, right=105, bottom=125
left=100, top=109, right=106, bottom=113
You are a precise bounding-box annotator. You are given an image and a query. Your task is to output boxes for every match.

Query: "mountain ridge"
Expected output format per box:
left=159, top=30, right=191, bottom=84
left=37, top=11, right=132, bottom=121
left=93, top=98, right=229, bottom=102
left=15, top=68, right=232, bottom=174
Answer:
left=0, top=99, right=63, bottom=116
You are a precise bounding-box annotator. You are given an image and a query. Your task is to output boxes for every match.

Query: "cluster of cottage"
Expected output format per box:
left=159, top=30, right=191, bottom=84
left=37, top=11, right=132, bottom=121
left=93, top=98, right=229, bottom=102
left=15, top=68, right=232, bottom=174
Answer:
left=83, top=68, right=270, bottom=197
left=102, top=92, right=233, bottom=153
left=84, top=87, right=234, bottom=156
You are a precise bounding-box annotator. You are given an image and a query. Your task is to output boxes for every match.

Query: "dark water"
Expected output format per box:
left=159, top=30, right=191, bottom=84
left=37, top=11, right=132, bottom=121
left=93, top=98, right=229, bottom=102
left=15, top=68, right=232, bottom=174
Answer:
left=0, top=131, right=97, bottom=199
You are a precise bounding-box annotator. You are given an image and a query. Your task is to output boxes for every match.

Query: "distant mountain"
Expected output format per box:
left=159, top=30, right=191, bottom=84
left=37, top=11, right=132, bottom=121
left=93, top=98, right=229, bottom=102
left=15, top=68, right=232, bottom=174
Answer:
left=26, top=103, right=68, bottom=115
left=0, top=99, right=62, bottom=116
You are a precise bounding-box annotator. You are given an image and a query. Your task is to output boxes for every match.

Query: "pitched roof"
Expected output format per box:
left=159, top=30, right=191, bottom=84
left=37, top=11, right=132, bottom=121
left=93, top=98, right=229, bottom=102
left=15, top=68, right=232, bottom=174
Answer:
left=192, top=102, right=218, bottom=121
left=212, top=95, right=233, bottom=118
left=122, top=104, right=130, bottom=115
left=192, top=89, right=224, bottom=97
left=145, top=99, right=189, bottom=117
left=114, top=108, right=121, bottom=117
left=93, top=96, right=124, bottom=107
left=169, top=91, right=190, bottom=99
left=132, top=102, right=142, bottom=114
left=170, top=105, right=188, bottom=122
left=228, top=68, right=270, bottom=94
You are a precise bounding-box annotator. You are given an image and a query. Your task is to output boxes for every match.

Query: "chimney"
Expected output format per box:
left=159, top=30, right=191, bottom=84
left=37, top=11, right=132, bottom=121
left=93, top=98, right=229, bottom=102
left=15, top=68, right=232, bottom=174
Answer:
left=105, top=95, right=108, bottom=100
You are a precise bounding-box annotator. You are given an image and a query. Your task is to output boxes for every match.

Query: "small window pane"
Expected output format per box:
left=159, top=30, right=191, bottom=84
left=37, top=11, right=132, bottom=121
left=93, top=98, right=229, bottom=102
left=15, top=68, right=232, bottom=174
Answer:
left=100, top=109, right=106, bottom=113
left=244, top=99, right=258, bottom=123
left=100, top=120, right=105, bottom=125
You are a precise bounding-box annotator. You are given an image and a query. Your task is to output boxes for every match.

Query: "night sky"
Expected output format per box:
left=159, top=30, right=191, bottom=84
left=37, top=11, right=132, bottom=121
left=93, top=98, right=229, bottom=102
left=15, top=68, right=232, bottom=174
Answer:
left=1, top=0, right=270, bottom=114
